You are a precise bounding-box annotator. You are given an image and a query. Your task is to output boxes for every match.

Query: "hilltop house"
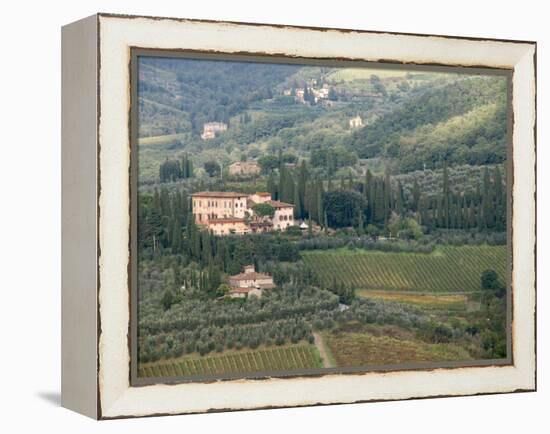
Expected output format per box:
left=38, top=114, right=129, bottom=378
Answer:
left=201, top=122, right=227, bottom=139
left=349, top=115, right=363, bottom=129
left=227, top=264, right=276, bottom=298
left=284, top=83, right=331, bottom=104
left=228, top=161, right=261, bottom=176
left=191, top=191, right=294, bottom=235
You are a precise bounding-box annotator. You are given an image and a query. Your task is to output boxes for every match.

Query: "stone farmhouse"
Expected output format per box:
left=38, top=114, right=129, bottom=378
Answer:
left=191, top=191, right=294, bottom=235
left=201, top=121, right=227, bottom=139
left=228, top=161, right=261, bottom=177
left=227, top=264, right=276, bottom=298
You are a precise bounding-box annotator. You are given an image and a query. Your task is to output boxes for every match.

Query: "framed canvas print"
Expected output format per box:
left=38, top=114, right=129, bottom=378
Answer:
left=61, top=13, right=536, bottom=419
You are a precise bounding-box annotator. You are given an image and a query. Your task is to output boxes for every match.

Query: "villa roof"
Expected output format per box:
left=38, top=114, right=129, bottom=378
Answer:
left=266, top=200, right=294, bottom=209
left=192, top=191, right=248, bottom=198
left=229, top=271, right=273, bottom=281
left=254, top=192, right=271, bottom=196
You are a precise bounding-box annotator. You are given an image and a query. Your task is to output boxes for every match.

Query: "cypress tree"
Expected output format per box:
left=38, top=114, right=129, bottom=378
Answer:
left=442, top=162, right=450, bottom=228
left=160, top=188, right=170, bottom=217
left=494, top=166, right=505, bottom=231
left=395, top=180, right=404, bottom=215
left=297, top=161, right=309, bottom=216
left=293, top=182, right=302, bottom=219
left=181, top=154, right=188, bottom=178
left=412, top=179, right=421, bottom=212
left=437, top=195, right=445, bottom=228
left=316, top=182, right=324, bottom=226
left=364, top=169, right=372, bottom=202
left=267, top=171, right=277, bottom=200
left=373, top=179, right=385, bottom=223
left=304, top=182, right=314, bottom=220
left=171, top=219, right=182, bottom=253
left=356, top=209, right=365, bottom=234
left=153, top=188, right=161, bottom=214
left=456, top=194, right=463, bottom=229
left=383, top=168, right=391, bottom=224
left=418, top=194, right=429, bottom=227
left=482, top=167, right=494, bottom=229
left=368, top=175, right=376, bottom=222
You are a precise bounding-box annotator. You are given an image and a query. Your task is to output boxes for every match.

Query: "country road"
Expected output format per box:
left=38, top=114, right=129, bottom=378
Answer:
left=313, top=332, right=335, bottom=368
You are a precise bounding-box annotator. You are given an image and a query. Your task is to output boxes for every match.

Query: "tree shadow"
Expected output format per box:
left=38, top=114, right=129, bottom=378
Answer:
left=37, top=391, right=61, bottom=407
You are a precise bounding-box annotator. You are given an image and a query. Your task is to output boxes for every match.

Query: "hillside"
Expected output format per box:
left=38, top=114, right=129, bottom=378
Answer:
left=137, top=57, right=508, bottom=183
left=344, top=76, right=507, bottom=169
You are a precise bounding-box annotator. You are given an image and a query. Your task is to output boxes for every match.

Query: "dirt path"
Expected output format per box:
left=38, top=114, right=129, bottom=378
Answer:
left=313, top=332, right=335, bottom=368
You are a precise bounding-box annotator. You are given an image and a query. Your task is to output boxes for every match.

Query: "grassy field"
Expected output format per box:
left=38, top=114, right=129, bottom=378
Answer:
left=327, top=68, right=409, bottom=81
left=323, top=325, right=472, bottom=367
left=138, top=343, right=322, bottom=378
left=138, top=133, right=187, bottom=146
left=302, top=245, right=506, bottom=293
left=356, top=290, right=469, bottom=311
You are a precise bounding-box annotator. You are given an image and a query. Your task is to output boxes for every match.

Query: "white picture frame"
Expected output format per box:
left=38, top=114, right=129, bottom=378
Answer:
left=61, top=13, right=536, bottom=419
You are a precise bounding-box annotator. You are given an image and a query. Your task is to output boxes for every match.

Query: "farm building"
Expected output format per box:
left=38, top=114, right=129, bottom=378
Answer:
left=227, top=264, right=276, bottom=298
left=228, top=161, right=261, bottom=176
left=201, top=121, right=227, bottom=139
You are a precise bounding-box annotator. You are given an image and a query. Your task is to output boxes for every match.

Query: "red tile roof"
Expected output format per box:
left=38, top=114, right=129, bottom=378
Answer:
left=266, top=200, right=294, bottom=209
left=192, top=191, right=248, bottom=198
left=229, top=272, right=273, bottom=281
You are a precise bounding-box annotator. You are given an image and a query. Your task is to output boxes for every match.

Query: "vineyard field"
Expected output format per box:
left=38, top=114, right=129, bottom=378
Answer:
left=302, top=245, right=507, bottom=293
left=138, top=344, right=322, bottom=378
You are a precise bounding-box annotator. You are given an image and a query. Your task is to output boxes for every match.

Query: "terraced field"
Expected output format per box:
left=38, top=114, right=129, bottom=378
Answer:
left=302, top=245, right=507, bottom=293
left=138, top=343, right=322, bottom=378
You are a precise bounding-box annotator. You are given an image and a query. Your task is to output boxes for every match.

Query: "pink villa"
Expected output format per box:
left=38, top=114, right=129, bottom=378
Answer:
left=191, top=191, right=294, bottom=235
